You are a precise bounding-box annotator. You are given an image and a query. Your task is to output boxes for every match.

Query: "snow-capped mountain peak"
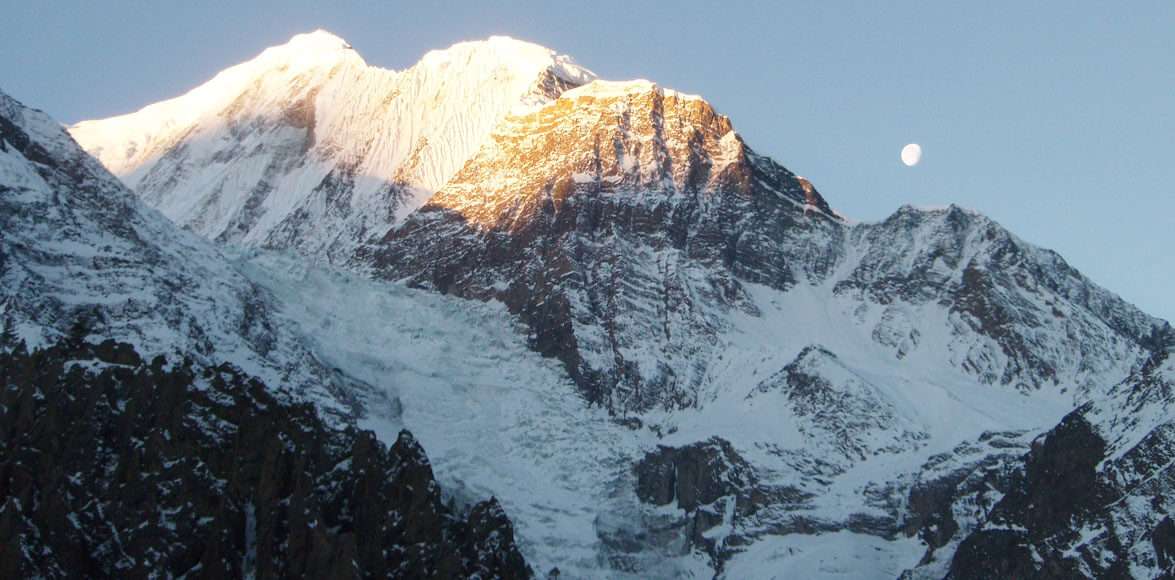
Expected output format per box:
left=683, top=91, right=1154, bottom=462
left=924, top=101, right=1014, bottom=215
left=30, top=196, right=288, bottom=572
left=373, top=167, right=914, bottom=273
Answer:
left=418, top=35, right=595, bottom=87
left=70, top=30, right=366, bottom=175
left=68, top=31, right=595, bottom=263
left=276, top=28, right=355, bottom=53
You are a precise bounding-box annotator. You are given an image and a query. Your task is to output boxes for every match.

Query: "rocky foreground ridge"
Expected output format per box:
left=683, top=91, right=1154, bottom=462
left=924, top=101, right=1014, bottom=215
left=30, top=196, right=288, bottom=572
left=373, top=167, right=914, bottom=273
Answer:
left=0, top=338, right=531, bottom=579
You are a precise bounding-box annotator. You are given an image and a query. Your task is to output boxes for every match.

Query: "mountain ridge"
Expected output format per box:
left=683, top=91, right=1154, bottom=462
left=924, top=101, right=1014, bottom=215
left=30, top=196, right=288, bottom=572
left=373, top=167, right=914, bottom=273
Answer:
left=0, top=87, right=347, bottom=417
left=69, top=31, right=596, bottom=263
left=364, top=77, right=1161, bottom=414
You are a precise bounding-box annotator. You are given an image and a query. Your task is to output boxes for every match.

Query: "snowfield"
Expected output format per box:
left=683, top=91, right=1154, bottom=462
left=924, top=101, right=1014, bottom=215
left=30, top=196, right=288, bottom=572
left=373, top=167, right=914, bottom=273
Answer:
left=235, top=250, right=653, bottom=578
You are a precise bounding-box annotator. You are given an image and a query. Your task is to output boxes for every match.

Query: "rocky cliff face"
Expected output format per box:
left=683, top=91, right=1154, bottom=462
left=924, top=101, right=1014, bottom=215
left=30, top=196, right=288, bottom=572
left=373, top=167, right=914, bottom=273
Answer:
left=368, top=79, right=842, bottom=414
left=0, top=339, right=531, bottom=579
left=69, top=32, right=595, bottom=263
left=935, top=332, right=1175, bottom=579
left=632, top=437, right=810, bottom=571
left=365, top=77, right=1159, bottom=420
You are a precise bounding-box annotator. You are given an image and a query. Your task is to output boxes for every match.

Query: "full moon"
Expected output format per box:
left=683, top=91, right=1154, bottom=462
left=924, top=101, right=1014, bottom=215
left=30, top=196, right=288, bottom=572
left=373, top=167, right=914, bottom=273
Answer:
left=901, top=143, right=922, bottom=167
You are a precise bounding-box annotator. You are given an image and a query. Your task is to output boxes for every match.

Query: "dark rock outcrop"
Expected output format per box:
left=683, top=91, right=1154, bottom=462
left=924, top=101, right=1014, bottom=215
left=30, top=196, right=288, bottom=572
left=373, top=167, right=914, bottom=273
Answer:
left=940, top=413, right=1113, bottom=579
left=987, top=412, right=1112, bottom=540
left=632, top=437, right=804, bottom=569
left=947, top=529, right=1041, bottom=580
left=636, top=438, right=756, bottom=513
left=0, top=339, right=531, bottom=579
left=1154, top=517, right=1175, bottom=577
left=901, top=430, right=1029, bottom=566
left=942, top=348, right=1175, bottom=579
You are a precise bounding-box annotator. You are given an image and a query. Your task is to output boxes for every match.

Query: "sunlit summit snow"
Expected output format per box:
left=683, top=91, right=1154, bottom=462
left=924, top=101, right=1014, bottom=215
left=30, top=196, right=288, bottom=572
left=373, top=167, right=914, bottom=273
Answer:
left=69, top=31, right=596, bottom=262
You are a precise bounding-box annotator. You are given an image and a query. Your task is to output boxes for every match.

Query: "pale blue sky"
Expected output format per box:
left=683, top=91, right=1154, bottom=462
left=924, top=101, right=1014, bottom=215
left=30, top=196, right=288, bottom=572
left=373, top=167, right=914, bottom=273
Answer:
left=2, top=1, right=1171, bottom=321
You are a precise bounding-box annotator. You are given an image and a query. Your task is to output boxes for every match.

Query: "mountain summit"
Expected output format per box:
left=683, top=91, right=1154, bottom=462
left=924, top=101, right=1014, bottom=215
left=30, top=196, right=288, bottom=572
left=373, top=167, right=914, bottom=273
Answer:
left=367, top=75, right=842, bottom=412
left=70, top=31, right=595, bottom=262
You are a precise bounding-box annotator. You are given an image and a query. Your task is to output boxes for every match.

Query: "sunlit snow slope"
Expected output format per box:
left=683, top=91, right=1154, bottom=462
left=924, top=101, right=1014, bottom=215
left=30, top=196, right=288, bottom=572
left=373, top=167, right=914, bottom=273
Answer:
left=70, top=31, right=594, bottom=262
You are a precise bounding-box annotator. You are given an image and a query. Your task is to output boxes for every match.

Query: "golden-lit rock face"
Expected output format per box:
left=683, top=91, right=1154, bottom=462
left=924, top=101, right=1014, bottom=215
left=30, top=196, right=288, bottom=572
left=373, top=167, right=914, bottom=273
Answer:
left=371, top=80, right=840, bottom=414
left=427, top=81, right=759, bottom=229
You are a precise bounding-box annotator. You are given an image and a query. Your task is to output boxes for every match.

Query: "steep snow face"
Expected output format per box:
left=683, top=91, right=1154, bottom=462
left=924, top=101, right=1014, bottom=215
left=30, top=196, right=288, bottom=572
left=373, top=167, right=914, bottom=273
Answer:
left=0, top=88, right=347, bottom=418
left=70, top=30, right=359, bottom=177
left=69, top=31, right=595, bottom=262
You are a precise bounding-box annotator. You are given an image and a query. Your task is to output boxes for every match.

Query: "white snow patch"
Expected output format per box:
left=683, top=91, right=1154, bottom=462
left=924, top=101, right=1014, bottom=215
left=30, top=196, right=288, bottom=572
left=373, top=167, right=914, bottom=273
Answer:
left=723, top=532, right=925, bottom=580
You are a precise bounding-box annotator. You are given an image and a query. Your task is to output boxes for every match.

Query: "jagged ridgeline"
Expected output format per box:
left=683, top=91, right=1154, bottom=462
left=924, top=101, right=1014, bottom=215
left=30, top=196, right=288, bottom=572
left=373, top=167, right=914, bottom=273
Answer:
left=68, top=31, right=596, bottom=264
left=0, top=339, right=531, bottom=579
